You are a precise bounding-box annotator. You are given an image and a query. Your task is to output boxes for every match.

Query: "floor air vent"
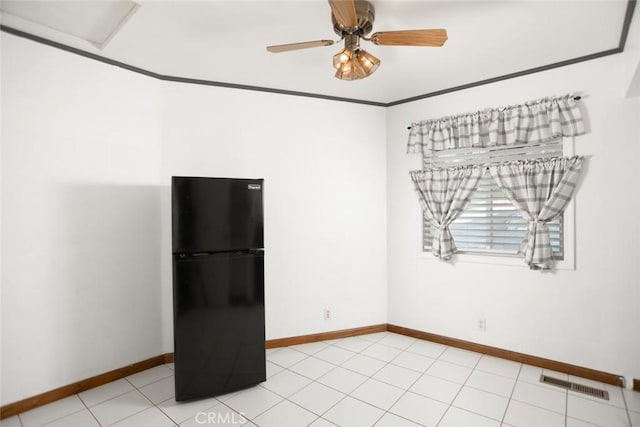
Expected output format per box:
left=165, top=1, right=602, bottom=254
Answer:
left=539, top=375, right=609, bottom=400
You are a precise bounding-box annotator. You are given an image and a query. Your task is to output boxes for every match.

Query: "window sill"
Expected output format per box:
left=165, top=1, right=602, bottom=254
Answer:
left=416, top=250, right=575, bottom=271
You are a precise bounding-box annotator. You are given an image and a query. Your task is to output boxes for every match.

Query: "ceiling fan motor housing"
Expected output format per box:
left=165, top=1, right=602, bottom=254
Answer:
left=332, top=0, right=375, bottom=36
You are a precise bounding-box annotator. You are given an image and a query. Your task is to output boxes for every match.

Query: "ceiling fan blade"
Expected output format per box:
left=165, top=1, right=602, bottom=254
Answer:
left=370, top=29, right=448, bottom=47
left=328, top=0, right=358, bottom=29
left=266, top=40, right=335, bottom=53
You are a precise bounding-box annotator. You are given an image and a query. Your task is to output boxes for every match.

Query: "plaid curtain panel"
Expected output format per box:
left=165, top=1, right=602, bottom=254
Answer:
left=488, top=156, right=584, bottom=269
left=407, top=95, right=584, bottom=153
left=410, top=166, right=483, bottom=260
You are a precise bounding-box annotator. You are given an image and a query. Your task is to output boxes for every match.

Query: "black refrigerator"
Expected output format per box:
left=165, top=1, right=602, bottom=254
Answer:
left=171, top=176, right=266, bottom=401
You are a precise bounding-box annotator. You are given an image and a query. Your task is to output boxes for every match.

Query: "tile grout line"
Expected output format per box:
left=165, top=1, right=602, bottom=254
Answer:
left=500, top=362, right=525, bottom=426
left=344, top=343, right=413, bottom=427
left=261, top=360, right=332, bottom=420
left=376, top=341, right=440, bottom=426
left=319, top=333, right=417, bottom=425
left=18, top=396, right=88, bottom=427
left=281, top=382, right=336, bottom=424
left=510, top=372, right=572, bottom=417
left=274, top=334, right=389, bottom=382
left=298, top=334, right=385, bottom=426
left=435, top=349, right=483, bottom=426
left=70, top=369, right=175, bottom=426
left=620, top=389, right=633, bottom=427
left=214, top=400, right=257, bottom=427
left=102, top=388, right=155, bottom=427
left=84, top=399, right=103, bottom=427
left=260, top=334, right=387, bottom=425
left=319, top=332, right=396, bottom=425
left=130, top=371, right=174, bottom=391
left=270, top=337, right=365, bottom=386
left=92, top=371, right=175, bottom=426
left=522, top=388, right=577, bottom=417
left=381, top=342, right=520, bottom=425
left=368, top=343, right=416, bottom=426
left=126, top=377, right=170, bottom=426
left=564, top=376, right=569, bottom=427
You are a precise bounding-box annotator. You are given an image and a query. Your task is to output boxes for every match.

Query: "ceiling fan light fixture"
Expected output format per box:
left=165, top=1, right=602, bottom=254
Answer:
left=333, top=48, right=353, bottom=69
left=335, top=64, right=357, bottom=80
left=333, top=47, right=379, bottom=80
left=333, top=48, right=356, bottom=80
left=356, top=49, right=380, bottom=75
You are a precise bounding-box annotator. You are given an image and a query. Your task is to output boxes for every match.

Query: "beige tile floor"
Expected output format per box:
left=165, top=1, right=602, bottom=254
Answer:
left=2, top=332, right=639, bottom=426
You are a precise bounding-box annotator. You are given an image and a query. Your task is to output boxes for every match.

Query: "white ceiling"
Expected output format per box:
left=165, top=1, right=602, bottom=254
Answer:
left=0, top=0, right=632, bottom=104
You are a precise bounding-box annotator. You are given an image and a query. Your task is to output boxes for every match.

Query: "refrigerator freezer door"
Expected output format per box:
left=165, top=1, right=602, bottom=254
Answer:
left=172, top=177, right=264, bottom=254
left=173, top=252, right=266, bottom=401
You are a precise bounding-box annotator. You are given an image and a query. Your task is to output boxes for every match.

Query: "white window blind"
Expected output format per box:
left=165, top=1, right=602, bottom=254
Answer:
left=422, top=141, right=564, bottom=258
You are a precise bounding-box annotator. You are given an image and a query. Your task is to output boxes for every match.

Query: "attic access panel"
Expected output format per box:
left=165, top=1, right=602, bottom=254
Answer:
left=0, top=1, right=139, bottom=49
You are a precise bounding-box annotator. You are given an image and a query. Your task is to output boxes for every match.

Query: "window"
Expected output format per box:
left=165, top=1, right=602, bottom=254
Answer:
left=422, top=141, right=564, bottom=258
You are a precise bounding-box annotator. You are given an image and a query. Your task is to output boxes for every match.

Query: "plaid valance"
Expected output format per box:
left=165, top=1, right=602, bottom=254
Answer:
left=407, top=95, right=585, bottom=153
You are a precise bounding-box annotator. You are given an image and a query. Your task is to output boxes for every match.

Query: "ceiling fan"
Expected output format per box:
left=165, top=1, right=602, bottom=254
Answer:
left=266, top=0, right=448, bottom=81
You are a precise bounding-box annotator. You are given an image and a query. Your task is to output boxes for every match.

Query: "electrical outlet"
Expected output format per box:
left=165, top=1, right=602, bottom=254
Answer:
left=324, top=308, right=331, bottom=321
left=478, top=318, right=487, bottom=331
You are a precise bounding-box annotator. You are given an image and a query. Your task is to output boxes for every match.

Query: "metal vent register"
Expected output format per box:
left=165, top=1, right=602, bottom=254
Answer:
left=539, top=375, right=610, bottom=400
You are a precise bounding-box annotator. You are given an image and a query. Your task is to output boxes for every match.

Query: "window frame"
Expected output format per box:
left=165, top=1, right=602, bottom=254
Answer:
left=421, top=171, right=564, bottom=259
left=415, top=138, right=576, bottom=270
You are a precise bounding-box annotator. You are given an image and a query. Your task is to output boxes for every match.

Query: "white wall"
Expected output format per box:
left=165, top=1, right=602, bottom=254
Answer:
left=1, top=34, right=164, bottom=405
left=158, top=82, right=388, bottom=348
left=386, top=53, right=640, bottom=385
left=0, top=33, right=388, bottom=405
